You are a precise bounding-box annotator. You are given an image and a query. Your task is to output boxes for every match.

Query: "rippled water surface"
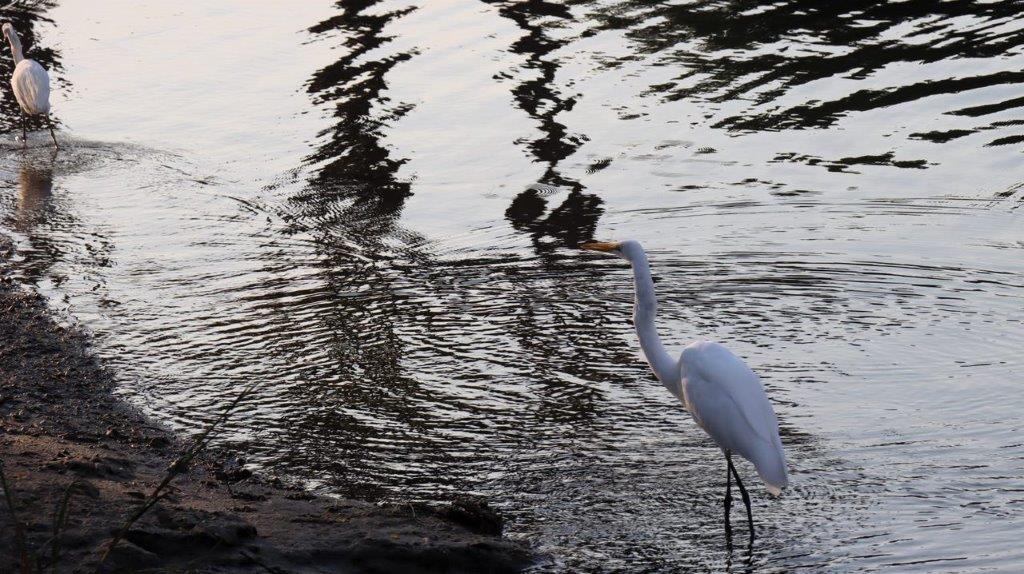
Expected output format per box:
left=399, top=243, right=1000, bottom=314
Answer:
left=3, top=1, right=1024, bottom=571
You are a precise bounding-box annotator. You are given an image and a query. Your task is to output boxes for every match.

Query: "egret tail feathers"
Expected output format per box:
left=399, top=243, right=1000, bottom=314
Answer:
left=753, top=450, right=788, bottom=496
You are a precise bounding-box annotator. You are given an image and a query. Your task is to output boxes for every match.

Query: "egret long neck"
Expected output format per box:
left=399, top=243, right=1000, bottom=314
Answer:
left=6, top=31, right=24, bottom=64
left=629, top=251, right=681, bottom=396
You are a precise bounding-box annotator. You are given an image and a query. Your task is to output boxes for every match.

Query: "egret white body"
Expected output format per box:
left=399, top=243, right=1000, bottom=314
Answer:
left=581, top=240, right=787, bottom=539
left=3, top=22, right=57, bottom=147
left=12, top=59, right=51, bottom=115
left=679, top=341, right=788, bottom=494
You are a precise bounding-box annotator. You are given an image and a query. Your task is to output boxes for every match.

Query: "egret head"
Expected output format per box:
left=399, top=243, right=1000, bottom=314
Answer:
left=580, top=240, right=644, bottom=261
left=2, top=23, right=13, bottom=38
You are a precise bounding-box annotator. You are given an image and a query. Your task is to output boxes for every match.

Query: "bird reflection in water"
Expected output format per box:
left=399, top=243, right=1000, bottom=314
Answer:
left=14, top=160, right=53, bottom=231
left=8, top=156, right=83, bottom=288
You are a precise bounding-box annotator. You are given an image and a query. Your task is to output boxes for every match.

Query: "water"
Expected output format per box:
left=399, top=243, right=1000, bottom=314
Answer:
left=2, top=0, right=1024, bottom=571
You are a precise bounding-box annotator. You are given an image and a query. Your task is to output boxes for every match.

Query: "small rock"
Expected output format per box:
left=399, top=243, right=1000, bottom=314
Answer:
left=147, top=435, right=171, bottom=449
left=125, top=528, right=220, bottom=556
left=442, top=496, right=503, bottom=536
left=216, top=456, right=252, bottom=483
left=207, top=521, right=258, bottom=545
left=229, top=489, right=267, bottom=502
left=99, top=540, right=162, bottom=572
left=70, top=480, right=101, bottom=499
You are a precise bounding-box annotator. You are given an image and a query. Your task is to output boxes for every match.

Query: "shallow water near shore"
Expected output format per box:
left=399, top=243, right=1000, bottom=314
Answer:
left=2, top=1, right=1024, bottom=571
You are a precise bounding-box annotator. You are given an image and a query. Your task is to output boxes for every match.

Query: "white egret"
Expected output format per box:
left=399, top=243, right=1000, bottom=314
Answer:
left=580, top=240, right=787, bottom=540
left=3, top=22, right=58, bottom=148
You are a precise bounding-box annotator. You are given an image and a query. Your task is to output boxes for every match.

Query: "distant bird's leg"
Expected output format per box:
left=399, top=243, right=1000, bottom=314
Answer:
left=46, top=116, right=58, bottom=149
left=728, top=455, right=755, bottom=543
left=724, top=450, right=733, bottom=539
left=21, top=113, right=27, bottom=148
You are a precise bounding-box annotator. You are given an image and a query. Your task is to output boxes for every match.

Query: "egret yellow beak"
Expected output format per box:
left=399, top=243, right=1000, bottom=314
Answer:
left=580, top=241, right=621, bottom=252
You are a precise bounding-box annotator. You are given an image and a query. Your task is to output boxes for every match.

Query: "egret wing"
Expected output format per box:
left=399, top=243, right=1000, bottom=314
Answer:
left=11, top=60, right=50, bottom=115
left=680, top=341, right=788, bottom=494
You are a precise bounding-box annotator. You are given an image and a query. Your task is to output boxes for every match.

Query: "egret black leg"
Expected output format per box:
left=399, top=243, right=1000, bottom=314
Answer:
left=728, top=455, right=755, bottom=543
left=46, top=116, right=58, bottom=149
left=724, top=450, right=733, bottom=540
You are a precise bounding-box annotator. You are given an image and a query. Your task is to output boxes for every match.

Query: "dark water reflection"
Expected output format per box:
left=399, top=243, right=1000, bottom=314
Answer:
left=16, top=163, right=53, bottom=224
left=590, top=0, right=1024, bottom=137
left=3, top=0, right=1024, bottom=571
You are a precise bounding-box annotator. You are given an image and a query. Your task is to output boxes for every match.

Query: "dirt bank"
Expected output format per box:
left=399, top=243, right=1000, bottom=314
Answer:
left=0, top=237, right=534, bottom=573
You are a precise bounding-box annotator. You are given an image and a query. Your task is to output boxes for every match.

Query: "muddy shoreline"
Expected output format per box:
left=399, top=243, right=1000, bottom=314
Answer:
left=0, top=236, right=534, bottom=573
